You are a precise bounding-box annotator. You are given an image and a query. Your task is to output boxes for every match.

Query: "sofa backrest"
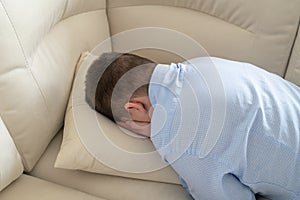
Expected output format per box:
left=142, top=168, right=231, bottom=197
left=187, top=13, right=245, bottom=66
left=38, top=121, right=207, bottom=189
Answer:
left=107, top=0, right=300, bottom=81
left=1, top=0, right=299, bottom=172
left=0, top=0, right=110, bottom=171
left=286, top=25, right=300, bottom=86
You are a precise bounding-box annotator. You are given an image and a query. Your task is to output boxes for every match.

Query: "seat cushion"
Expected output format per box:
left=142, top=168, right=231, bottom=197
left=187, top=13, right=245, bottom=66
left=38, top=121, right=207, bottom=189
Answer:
left=0, top=174, right=105, bottom=200
left=0, top=117, right=23, bottom=191
left=30, top=130, right=192, bottom=200
left=30, top=130, right=270, bottom=200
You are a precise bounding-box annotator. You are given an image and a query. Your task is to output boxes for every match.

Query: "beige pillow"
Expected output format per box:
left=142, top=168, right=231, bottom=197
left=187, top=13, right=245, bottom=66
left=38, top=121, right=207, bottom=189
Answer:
left=55, top=52, right=180, bottom=184
left=0, top=117, right=23, bottom=191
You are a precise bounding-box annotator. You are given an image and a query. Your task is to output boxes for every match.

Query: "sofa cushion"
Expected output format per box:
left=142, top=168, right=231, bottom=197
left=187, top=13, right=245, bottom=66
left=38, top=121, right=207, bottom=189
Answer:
left=0, top=174, right=105, bottom=200
left=55, top=52, right=180, bottom=184
left=0, top=117, right=23, bottom=192
left=30, top=130, right=266, bottom=200
left=31, top=131, right=192, bottom=200
left=0, top=0, right=110, bottom=171
left=107, top=0, right=300, bottom=77
left=32, top=131, right=270, bottom=200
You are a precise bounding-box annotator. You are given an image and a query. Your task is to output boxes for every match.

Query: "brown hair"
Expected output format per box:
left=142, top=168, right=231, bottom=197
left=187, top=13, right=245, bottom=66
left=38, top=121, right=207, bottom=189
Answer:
left=85, top=52, right=156, bottom=122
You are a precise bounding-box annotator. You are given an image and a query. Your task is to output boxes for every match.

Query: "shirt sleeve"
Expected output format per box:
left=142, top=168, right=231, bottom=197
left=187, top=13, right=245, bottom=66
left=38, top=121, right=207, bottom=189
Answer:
left=168, top=153, right=256, bottom=200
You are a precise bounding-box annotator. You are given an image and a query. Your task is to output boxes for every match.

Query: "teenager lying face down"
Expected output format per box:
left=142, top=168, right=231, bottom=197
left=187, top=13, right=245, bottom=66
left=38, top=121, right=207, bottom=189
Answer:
left=85, top=52, right=300, bottom=200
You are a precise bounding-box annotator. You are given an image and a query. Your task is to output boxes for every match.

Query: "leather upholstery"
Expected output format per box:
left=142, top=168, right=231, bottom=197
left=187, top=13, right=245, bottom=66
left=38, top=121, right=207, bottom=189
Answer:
left=0, top=0, right=299, bottom=199
left=107, top=0, right=300, bottom=77
left=0, top=175, right=105, bottom=200
left=31, top=131, right=193, bottom=200
left=0, top=0, right=109, bottom=171
left=286, top=25, right=300, bottom=86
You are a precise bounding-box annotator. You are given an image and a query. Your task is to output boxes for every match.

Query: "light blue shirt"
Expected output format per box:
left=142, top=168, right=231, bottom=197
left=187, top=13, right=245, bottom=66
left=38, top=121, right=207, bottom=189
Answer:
left=149, top=57, right=300, bottom=200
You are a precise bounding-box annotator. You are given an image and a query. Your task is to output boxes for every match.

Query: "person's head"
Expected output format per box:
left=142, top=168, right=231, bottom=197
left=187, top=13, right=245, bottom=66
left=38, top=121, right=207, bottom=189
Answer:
left=85, top=52, right=156, bottom=136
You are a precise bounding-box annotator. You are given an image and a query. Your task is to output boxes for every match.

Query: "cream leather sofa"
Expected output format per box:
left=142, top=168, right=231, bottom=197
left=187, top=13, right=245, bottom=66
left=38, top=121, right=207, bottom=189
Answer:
left=0, top=0, right=299, bottom=200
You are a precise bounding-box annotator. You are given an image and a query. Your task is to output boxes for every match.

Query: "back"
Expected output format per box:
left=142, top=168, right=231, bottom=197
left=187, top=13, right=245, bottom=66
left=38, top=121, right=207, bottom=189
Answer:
left=150, top=57, right=300, bottom=199
left=210, top=57, right=300, bottom=199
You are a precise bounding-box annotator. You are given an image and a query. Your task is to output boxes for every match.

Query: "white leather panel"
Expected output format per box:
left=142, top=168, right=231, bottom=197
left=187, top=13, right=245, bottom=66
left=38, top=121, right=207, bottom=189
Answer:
left=107, top=0, right=300, bottom=76
left=286, top=25, right=300, bottom=86
left=0, top=2, right=29, bottom=69
left=0, top=0, right=66, bottom=60
left=0, top=117, right=23, bottom=192
left=0, top=0, right=110, bottom=171
left=62, top=0, right=106, bottom=19
left=0, top=175, right=104, bottom=200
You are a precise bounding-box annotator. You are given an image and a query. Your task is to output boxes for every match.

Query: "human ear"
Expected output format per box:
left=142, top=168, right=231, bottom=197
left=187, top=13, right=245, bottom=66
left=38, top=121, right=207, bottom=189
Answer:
left=124, top=100, right=151, bottom=123
left=124, top=102, right=147, bottom=113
